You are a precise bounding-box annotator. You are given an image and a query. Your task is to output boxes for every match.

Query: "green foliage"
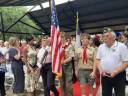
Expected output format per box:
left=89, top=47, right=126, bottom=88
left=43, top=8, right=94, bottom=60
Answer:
left=0, top=7, right=41, bottom=40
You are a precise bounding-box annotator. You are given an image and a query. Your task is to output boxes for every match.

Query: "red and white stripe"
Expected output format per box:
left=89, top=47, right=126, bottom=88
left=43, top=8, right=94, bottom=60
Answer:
left=51, top=25, right=63, bottom=73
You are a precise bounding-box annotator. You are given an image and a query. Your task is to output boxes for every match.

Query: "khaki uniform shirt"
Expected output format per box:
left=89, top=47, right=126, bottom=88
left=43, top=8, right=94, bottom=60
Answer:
left=64, top=44, right=75, bottom=62
left=76, top=46, right=95, bottom=70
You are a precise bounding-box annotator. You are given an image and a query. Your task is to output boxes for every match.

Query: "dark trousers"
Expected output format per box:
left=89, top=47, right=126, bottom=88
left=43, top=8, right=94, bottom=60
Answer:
left=41, top=63, right=59, bottom=96
left=102, top=71, right=126, bottom=96
left=0, top=72, right=6, bottom=96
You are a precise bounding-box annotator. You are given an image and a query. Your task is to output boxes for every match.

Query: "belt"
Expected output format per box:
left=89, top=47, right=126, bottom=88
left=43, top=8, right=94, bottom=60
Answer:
left=43, top=62, right=51, bottom=65
left=101, top=71, right=126, bottom=77
left=41, top=62, right=51, bottom=67
left=80, top=69, right=93, bottom=71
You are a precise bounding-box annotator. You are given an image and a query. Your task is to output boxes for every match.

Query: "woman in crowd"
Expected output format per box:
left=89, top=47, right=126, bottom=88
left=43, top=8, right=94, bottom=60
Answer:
left=24, top=36, right=39, bottom=96
left=8, top=37, right=25, bottom=96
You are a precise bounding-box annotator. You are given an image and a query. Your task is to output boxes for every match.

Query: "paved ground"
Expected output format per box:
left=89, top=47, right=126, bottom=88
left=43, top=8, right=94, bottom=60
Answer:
left=4, top=67, right=128, bottom=96
left=6, top=86, right=128, bottom=96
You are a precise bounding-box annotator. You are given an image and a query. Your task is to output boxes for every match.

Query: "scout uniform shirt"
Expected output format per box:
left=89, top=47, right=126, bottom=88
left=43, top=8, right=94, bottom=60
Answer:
left=61, top=43, right=75, bottom=96
left=63, top=43, right=75, bottom=63
left=76, top=46, right=95, bottom=70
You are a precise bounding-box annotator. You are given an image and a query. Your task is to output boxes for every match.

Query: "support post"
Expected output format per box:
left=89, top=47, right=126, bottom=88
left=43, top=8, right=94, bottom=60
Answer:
left=1, top=12, right=5, bottom=41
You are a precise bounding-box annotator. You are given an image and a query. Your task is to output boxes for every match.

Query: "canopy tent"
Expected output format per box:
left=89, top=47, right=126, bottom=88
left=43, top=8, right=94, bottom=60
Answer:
left=0, top=0, right=128, bottom=35
left=28, top=0, right=128, bottom=34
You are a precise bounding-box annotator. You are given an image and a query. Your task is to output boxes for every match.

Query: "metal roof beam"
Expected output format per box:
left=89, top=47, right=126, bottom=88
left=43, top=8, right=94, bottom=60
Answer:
left=88, top=29, right=124, bottom=35
left=5, top=31, right=43, bottom=35
left=19, top=20, right=43, bottom=32
left=28, top=13, right=49, bottom=35
left=60, top=14, right=128, bottom=27
left=82, top=22, right=128, bottom=30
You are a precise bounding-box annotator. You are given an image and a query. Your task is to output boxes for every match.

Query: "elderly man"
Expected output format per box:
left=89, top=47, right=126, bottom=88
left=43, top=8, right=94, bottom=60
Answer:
left=96, top=28, right=128, bottom=96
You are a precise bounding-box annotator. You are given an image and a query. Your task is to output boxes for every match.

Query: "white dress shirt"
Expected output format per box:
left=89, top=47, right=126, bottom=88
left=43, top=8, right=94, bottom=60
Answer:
left=37, top=46, right=51, bottom=68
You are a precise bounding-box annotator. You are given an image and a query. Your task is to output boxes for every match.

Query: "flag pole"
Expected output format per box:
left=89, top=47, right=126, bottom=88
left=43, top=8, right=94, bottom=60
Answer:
left=76, top=11, right=78, bottom=33
left=75, top=11, right=81, bottom=48
left=49, top=0, right=52, bottom=12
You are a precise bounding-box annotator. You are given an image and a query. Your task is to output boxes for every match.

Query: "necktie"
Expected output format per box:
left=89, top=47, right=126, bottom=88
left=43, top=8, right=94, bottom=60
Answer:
left=82, top=48, right=87, bottom=64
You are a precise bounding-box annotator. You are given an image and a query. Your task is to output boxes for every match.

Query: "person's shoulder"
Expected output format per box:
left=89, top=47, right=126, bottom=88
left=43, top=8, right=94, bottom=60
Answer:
left=8, top=48, right=17, bottom=54
left=96, top=44, right=106, bottom=53
left=98, top=43, right=106, bottom=49
left=38, top=47, right=43, bottom=51
left=117, top=42, right=127, bottom=49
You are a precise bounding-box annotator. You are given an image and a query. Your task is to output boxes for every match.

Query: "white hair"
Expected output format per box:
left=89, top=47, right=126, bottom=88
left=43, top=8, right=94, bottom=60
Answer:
left=110, top=32, right=116, bottom=40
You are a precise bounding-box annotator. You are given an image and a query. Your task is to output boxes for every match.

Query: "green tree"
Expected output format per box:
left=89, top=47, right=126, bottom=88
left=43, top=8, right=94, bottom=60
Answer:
left=0, top=7, right=42, bottom=40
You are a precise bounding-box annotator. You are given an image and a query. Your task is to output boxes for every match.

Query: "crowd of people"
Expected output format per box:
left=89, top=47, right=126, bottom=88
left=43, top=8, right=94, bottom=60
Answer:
left=0, top=27, right=128, bottom=96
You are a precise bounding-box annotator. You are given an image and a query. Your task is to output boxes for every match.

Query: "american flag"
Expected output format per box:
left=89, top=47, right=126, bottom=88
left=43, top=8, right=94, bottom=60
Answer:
left=51, top=0, right=63, bottom=73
